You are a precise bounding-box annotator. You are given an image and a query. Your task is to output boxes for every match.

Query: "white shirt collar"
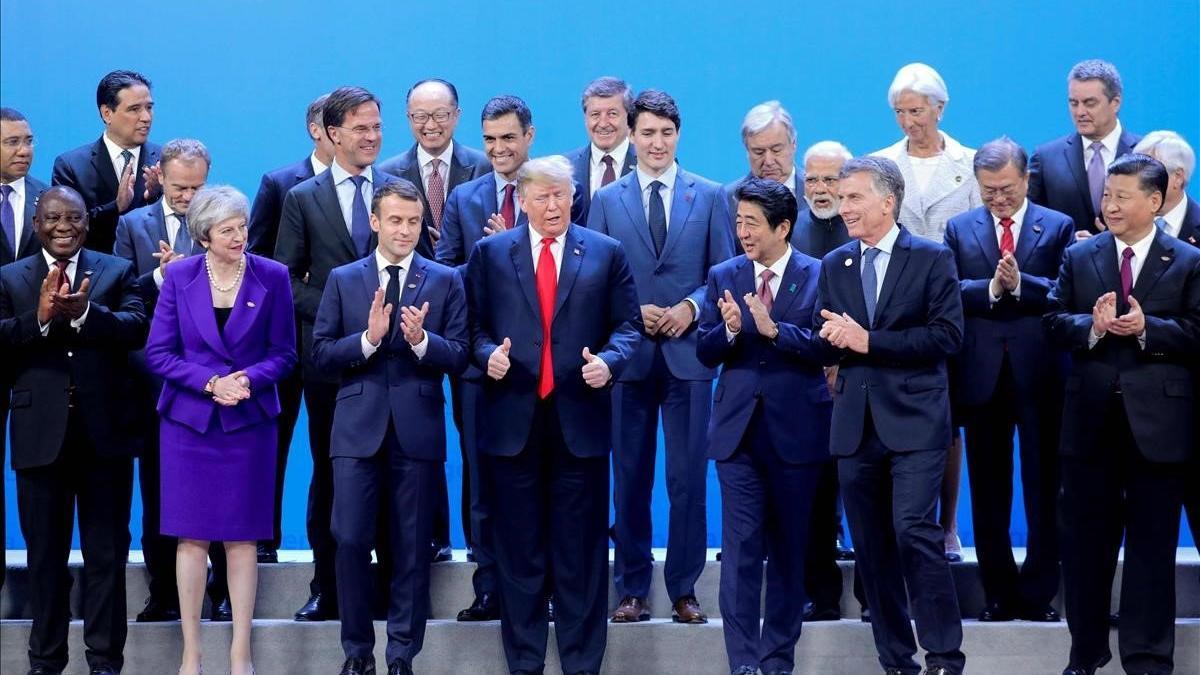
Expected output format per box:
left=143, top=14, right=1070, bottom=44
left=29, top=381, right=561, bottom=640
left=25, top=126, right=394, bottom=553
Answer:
left=374, top=247, right=415, bottom=275
left=636, top=161, right=678, bottom=192
left=417, top=140, right=455, bottom=171
left=331, top=159, right=372, bottom=186
left=861, top=223, right=901, bottom=255
left=992, top=199, right=1029, bottom=228
left=1115, top=223, right=1156, bottom=261
left=590, top=137, right=630, bottom=167
left=42, top=248, right=81, bottom=269
left=1, top=175, right=26, bottom=196
left=528, top=224, right=567, bottom=249
left=102, top=132, right=139, bottom=167
left=1161, top=197, right=1188, bottom=239
left=783, top=168, right=798, bottom=193
left=1084, top=120, right=1123, bottom=156
left=753, top=244, right=792, bottom=279
left=310, top=152, right=329, bottom=177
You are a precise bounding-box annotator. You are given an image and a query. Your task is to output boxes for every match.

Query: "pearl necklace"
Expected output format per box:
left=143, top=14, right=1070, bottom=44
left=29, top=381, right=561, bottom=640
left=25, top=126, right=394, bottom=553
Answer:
left=206, top=252, right=245, bottom=293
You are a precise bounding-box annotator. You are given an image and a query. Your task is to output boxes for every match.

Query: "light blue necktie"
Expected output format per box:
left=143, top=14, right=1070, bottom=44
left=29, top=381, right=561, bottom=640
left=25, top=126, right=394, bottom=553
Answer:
left=349, top=175, right=371, bottom=257
left=862, top=247, right=880, bottom=327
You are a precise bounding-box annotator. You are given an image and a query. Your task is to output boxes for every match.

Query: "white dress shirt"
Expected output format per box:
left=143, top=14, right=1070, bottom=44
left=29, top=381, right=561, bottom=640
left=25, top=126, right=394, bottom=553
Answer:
left=782, top=168, right=798, bottom=195
left=636, top=162, right=678, bottom=227
left=2, top=175, right=27, bottom=249
left=529, top=226, right=566, bottom=277
left=589, top=138, right=631, bottom=197
left=727, top=245, right=792, bottom=341
left=361, top=248, right=429, bottom=359
left=1160, top=198, right=1188, bottom=240
left=102, top=132, right=140, bottom=180
left=310, top=152, right=330, bottom=178
left=38, top=249, right=90, bottom=334
left=1082, top=121, right=1124, bottom=171
left=331, top=160, right=374, bottom=233
left=151, top=199, right=190, bottom=289
left=860, top=223, right=901, bottom=300
left=417, top=141, right=455, bottom=195
left=988, top=199, right=1028, bottom=302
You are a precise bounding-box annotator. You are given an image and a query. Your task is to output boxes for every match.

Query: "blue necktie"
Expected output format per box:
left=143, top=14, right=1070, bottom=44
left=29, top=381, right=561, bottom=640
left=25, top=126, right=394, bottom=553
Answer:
left=1, top=185, right=15, bottom=257
left=862, top=247, right=881, bottom=327
left=349, top=175, right=371, bottom=257
left=173, top=214, right=192, bottom=255
left=648, top=180, right=667, bottom=256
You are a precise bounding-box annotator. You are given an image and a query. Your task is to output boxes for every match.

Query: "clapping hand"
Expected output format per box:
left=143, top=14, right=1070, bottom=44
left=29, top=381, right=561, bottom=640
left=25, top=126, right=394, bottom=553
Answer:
left=717, top=290, right=742, bottom=334
left=819, top=309, right=869, bottom=353
left=400, top=301, right=429, bottom=346
left=365, top=287, right=393, bottom=346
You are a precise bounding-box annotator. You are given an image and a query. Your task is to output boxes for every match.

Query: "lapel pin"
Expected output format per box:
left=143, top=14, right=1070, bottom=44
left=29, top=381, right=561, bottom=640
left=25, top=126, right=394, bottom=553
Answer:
left=1161, top=256, right=1171, bottom=261
left=955, top=175, right=963, bottom=183
left=247, top=301, right=256, bottom=308
left=685, top=193, right=694, bottom=203
left=84, top=269, right=94, bottom=276
left=844, top=257, right=853, bottom=267
left=788, top=282, right=797, bottom=293
left=574, top=248, right=581, bottom=255
left=1033, top=225, right=1043, bottom=233
left=1189, top=236, right=1197, bottom=244
left=407, top=283, right=417, bottom=289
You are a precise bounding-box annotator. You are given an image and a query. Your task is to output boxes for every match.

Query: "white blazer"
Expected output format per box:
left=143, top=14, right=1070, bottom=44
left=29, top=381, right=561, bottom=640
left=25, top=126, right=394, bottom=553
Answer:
left=871, top=131, right=982, bottom=242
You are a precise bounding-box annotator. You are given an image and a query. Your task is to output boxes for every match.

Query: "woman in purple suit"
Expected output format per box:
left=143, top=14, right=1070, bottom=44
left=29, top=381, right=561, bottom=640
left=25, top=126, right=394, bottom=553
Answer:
left=145, top=185, right=297, bottom=675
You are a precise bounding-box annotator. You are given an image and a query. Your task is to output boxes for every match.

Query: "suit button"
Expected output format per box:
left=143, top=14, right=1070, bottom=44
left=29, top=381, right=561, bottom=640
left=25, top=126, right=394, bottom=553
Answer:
left=534, top=341, right=541, bottom=347
left=758, top=360, right=767, bottom=366
left=861, top=383, right=867, bottom=390
left=67, top=351, right=74, bottom=357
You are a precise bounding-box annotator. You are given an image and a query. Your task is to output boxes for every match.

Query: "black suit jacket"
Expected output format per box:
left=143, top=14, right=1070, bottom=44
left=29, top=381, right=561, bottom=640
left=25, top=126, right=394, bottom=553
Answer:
left=0, top=175, right=48, bottom=266
left=378, top=142, right=491, bottom=258
left=0, top=249, right=148, bottom=468
left=247, top=156, right=316, bottom=256
left=1176, top=196, right=1200, bottom=247
left=1045, top=229, right=1200, bottom=463
left=1028, top=127, right=1141, bottom=234
left=51, top=137, right=162, bottom=253
left=566, top=142, right=636, bottom=224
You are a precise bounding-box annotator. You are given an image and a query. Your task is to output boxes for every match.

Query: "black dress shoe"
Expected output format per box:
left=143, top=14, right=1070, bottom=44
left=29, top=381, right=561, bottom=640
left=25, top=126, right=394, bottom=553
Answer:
left=431, top=542, right=452, bottom=563
left=88, top=667, right=119, bottom=675
left=457, top=593, right=500, bottom=621
left=256, top=544, right=279, bottom=564
left=465, top=547, right=476, bottom=562
left=883, top=670, right=904, bottom=675
left=1021, top=604, right=1060, bottom=622
left=922, top=667, right=954, bottom=675
left=802, top=602, right=841, bottom=621
left=386, top=660, right=412, bottom=675
left=27, top=667, right=62, bottom=675
left=715, top=550, right=722, bottom=561
left=211, top=597, right=232, bottom=622
left=547, top=595, right=556, bottom=622
left=978, top=602, right=1015, bottom=622
left=136, top=596, right=181, bottom=622
left=295, top=592, right=337, bottom=621
left=859, top=607, right=871, bottom=623
left=731, top=667, right=757, bottom=675
left=338, top=657, right=376, bottom=675
left=1061, top=669, right=1095, bottom=675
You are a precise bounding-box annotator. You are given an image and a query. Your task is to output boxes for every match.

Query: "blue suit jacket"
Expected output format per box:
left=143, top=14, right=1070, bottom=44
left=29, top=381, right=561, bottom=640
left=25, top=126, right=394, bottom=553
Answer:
left=464, top=224, right=642, bottom=458
left=566, top=143, right=636, bottom=224
left=435, top=172, right=531, bottom=270
left=815, top=227, right=964, bottom=455
left=0, top=176, right=48, bottom=266
left=1028, top=128, right=1141, bottom=234
left=1177, top=196, right=1200, bottom=247
left=697, top=249, right=831, bottom=464
left=247, top=156, right=315, bottom=256
left=312, top=252, right=468, bottom=461
left=51, top=137, right=162, bottom=253
left=944, top=203, right=1074, bottom=405
left=144, top=254, right=297, bottom=435
left=379, top=142, right=492, bottom=259
left=587, top=167, right=734, bottom=381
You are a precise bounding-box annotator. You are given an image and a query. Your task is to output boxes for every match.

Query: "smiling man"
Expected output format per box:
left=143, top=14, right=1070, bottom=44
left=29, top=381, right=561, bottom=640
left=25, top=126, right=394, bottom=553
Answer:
left=52, top=70, right=161, bottom=254
left=1, top=107, right=47, bottom=265
left=565, top=76, right=637, bottom=224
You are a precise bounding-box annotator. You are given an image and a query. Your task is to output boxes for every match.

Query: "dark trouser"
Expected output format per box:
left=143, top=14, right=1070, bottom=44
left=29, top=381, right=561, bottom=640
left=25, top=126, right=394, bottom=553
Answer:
left=963, top=356, right=1060, bottom=610
left=838, top=410, right=965, bottom=675
left=16, top=414, right=133, bottom=673
left=482, top=397, right=609, bottom=675
left=265, top=364, right=304, bottom=551
left=303, top=379, right=339, bottom=601
left=1060, top=394, right=1184, bottom=674
left=803, top=458, right=867, bottom=612
left=612, top=350, right=710, bottom=602
left=1186, top=455, right=1199, bottom=556
left=717, top=403, right=820, bottom=674
left=137, top=422, right=177, bottom=605
left=446, top=377, right=495, bottom=596
left=332, top=425, right=435, bottom=666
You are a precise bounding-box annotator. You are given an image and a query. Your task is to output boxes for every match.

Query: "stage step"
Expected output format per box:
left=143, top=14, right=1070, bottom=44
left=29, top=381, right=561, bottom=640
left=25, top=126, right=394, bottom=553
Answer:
left=1, top=618, right=1197, bottom=674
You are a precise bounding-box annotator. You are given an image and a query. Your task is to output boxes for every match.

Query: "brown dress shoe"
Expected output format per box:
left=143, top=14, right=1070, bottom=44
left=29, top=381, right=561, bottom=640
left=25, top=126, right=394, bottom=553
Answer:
left=610, top=595, right=650, bottom=622
left=671, top=595, right=708, bottom=624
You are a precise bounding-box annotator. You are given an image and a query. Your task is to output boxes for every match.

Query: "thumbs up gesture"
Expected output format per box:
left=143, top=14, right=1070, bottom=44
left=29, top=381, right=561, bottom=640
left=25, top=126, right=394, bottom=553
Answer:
left=581, top=346, right=611, bottom=388
left=488, top=337, right=512, bottom=380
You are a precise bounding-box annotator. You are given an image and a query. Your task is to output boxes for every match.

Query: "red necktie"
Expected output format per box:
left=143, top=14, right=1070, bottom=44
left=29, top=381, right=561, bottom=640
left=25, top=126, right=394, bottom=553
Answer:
left=600, top=155, right=616, bottom=187
left=758, top=269, right=775, bottom=313
left=55, top=259, right=71, bottom=293
left=427, top=158, right=446, bottom=232
left=536, top=237, right=557, bottom=398
left=999, top=217, right=1015, bottom=257
left=501, top=184, right=516, bottom=230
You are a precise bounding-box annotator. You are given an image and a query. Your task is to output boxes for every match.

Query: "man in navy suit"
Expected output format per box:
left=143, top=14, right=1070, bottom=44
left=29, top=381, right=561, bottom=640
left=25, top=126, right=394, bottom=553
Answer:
left=564, top=76, right=637, bottom=224
left=816, top=156, right=965, bottom=675
left=723, top=102, right=804, bottom=244
left=465, top=155, right=641, bottom=675
left=588, top=89, right=733, bottom=625
left=52, top=70, right=162, bottom=254
left=379, top=79, right=491, bottom=266
left=1, top=107, right=47, bottom=265
left=1029, top=60, right=1140, bottom=240
left=113, top=138, right=210, bottom=623
left=697, top=178, right=830, bottom=675
left=944, top=138, right=1074, bottom=623
left=275, top=85, right=402, bottom=622
left=246, top=92, right=335, bottom=564
left=1046, top=154, right=1200, bottom=675
left=313, top=181, right=468, bottom=675
left=1, top=186, right=148, bottom=675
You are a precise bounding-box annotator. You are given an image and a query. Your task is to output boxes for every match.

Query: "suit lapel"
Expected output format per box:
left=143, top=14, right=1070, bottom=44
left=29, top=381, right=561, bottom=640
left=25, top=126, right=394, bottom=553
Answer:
left=1090, top=235, right=1122, bottom=298
left=449, top=145, right=475, bottom=190
left=770, top=251, right=806, bottom=320
left=1178, top=199, right=1200, bottom=247
left=835, top=243, right=871, bottom=326
left=1014, top=206, right=1046, bottom=267
left=399, top=254, right=428, bottom=308
left=314, top=171, right=358, bottom=260
left=151, top=205, right=169, bottom=245
left=1131, top=231, right=1175, bottom=300
left=874, top=230, right=911, bottom=320
left=553, top=228, right=584, bottom=321
left=617, top=174, right=655, bottom=255
left=1063, top=136, right=1093, bottom=221
left=90, top=137, right=119, bottom=196
left=184, top=262, right=231, bottom=359
left=74, top=249, right=98, bottom=294
left=509, top=228, right=541, bottom=318
left=621, top=146, right=638, bottom=176
left=971, top=211, right=1001, bottom=268
left=920, top=153, right=965, bottom=209
left=660, top=171, right=696, bottom=261
left=222, top=258, right=266, bottom=348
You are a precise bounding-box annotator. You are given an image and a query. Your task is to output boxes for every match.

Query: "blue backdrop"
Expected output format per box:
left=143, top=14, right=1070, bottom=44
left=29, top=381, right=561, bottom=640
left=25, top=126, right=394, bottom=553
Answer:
left=3, top=0, right=1197, bottom=550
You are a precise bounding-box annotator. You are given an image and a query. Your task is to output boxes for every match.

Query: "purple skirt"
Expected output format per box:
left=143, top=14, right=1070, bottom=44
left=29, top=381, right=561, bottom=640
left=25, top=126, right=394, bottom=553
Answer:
left=160, top=414, right=277, bottom=541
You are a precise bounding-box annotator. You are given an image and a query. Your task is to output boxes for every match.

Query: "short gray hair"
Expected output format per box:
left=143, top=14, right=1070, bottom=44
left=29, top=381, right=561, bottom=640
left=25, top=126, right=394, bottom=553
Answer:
left=741, top=100, right=796, bottom=145
left=306, top=93, right=330, bottom=128
left=517, top=155, right=576, bottom=199
left=580, top=76, right=633, bottom=113
left=160, top=138, right=211, bottom=171
left=973, top=136, right=1028, bottom=176
left=887, top=62, right=949, bottom=108
left=1134, top=130, right=1194, bottom=184
left=187, top=185, right=249, bottom=243
left=1068, top=59, right=1123, bottom=100
left=839, top=156, right=905, bottom=221
left=803, top=140, right=853, bottom=165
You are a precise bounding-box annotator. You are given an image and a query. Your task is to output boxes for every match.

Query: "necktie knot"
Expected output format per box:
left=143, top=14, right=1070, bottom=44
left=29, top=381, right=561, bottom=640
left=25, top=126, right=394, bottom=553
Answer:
left=599, top=154, right=617, bottom=187
left=1090, top=141, right=1104, bottom=153
left=863, top=247, right=880, bottom=264
left=1122, top=246, right=1135, bottom=261
left=386, top=264, right=401, bottom=278
left=541, top=237, right=556, bottom=249
left=601, top=155, right=614, bottom=169
left=649, top=180, right=664, bottom=194
left=1000, top=217, right=1014, bottom=229
left=349, top=175, right=367, bottom=189
left=0, top=184, right=12, bottom=198
left=430, top=158, right=442, bottom=176
left=759, top=269, right=775, bottom=283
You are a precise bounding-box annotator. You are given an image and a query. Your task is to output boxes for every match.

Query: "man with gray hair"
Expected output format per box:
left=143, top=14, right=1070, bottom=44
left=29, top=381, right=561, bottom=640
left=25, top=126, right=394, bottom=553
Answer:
left=723, top=101, right=801, bottom=226
left=1029, top=59, right=1141, bottom=239
left=565, top=76, right=637, bottom=223
left=944, top=137, right=1074, bottom=624
left=1135, top=130, right=1200, bottom=243
left=816, top=156, right=965, bottom=675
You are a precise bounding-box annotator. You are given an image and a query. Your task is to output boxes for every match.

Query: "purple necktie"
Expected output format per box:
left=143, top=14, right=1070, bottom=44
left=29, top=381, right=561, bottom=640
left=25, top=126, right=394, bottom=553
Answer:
left=1086, top=141, right=1106, bottom=217
left=1, top=184, right=15, bottom=257
left=600, top=155, right=616, bottom=187
left=1120, top=246, right=1135, bottom=301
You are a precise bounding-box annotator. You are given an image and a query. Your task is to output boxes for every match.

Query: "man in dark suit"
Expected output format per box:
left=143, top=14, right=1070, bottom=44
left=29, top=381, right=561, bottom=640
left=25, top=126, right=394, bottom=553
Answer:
left=1045, top=154, right=1200, bottom=675
left=944, top=138, right=1074, bottom=623
left=1, top=107, right=47, bottom=265
left=587, top=89, right=733, bottom=625
left=113, top=138, right=210, bottom=623
left=564, top=76, right=637, bottom=224
left=313, top=181, right=468, bottom=675
left=378, top=79, right=491, bottom=262
left=697, top=178, right=830, bottom=675
left=1029, top=59, right=1140, bottom=241
left=246, top=92, right=334, bottom=564
left=816, top=156, right=965, bottom=675
left=723, top=102, right=804, bottom=242
left=0, top=186, right=148, bottom=675
left=275, top=85, right=401, bottom=622
left=51, top=70, right=161, bottom=254
left=465, top=155, right=641, bottom=675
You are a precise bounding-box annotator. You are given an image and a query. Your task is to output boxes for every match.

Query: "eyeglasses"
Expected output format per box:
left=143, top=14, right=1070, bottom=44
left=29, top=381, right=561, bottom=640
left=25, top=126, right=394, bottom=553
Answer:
left=803, top=176, right=840, bottom=187
left=408, top=110, right=456, bottom=124
left=40, top=212, right=85, bottom=225
left=1, top=137, right=34, bottom=149
left=981, top=185, right=1020, bottom=199
left=336, top=124, right=383, bottom=136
